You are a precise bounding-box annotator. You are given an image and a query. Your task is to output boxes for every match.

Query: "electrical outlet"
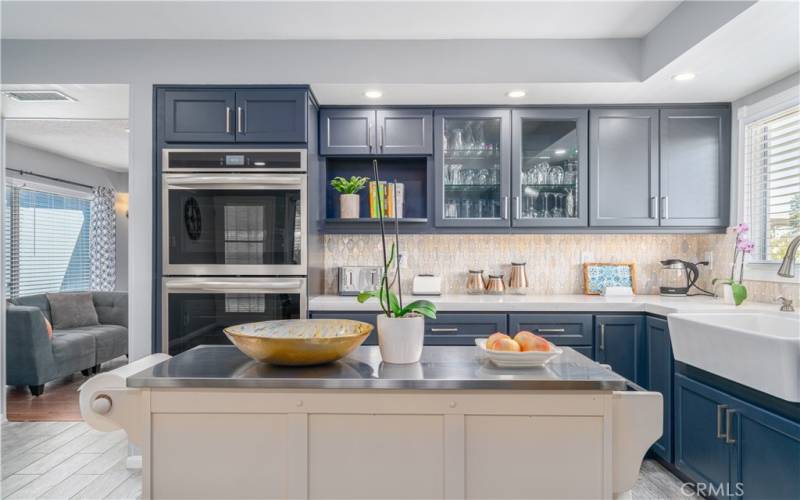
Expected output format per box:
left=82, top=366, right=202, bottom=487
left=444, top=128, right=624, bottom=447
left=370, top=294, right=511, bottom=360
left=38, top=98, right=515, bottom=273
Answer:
left=580, top=252, right=594, bottom=264
left=704, top=251, right=714, bottom=269
left=399, top=253, right=408, bottom=268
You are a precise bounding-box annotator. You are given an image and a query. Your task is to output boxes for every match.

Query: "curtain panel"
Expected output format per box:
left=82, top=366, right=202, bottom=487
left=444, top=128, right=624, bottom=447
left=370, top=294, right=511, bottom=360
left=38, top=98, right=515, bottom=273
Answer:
left=90, top=186, right=117, bottom=291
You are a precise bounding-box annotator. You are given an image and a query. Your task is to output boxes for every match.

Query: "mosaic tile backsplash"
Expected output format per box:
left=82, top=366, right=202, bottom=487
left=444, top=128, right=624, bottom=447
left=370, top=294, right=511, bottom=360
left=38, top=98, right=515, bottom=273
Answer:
left=323, top=232, right=800, bottom=305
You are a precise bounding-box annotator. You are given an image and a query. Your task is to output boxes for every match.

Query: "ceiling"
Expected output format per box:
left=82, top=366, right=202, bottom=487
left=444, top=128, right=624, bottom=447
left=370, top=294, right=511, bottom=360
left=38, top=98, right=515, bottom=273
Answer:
left=2, top=84, right=129, bottom=171
left=1, top=1, right=681, bottom=40
left=0, top=1, right=797, bottom=106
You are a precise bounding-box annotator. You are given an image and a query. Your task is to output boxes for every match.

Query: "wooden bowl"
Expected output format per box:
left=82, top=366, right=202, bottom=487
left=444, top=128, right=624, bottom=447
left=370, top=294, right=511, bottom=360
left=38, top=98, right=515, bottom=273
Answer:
left=223, top=319, right=373, bottom=366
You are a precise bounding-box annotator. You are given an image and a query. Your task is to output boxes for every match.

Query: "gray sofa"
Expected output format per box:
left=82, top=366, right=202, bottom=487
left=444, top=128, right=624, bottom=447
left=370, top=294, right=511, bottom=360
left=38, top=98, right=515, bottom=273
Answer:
left=6, top=291, right=128, bottom=395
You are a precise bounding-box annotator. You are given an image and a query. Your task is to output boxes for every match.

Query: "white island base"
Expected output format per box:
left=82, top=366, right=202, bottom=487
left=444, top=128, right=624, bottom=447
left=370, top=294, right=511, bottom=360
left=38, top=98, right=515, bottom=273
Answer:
left=81, top=347, right=662, bottom=500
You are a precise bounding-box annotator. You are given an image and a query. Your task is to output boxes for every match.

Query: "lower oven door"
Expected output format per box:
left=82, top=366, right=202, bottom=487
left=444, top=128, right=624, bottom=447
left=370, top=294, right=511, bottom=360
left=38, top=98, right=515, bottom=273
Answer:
left=163, top=173, right=306, bottom=276
left=162, top=277, right=307, bottom=355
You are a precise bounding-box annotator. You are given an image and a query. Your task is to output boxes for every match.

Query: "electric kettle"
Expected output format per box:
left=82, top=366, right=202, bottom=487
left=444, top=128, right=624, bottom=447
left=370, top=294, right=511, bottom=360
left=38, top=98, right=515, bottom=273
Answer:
left=658, top=259, right=709, bottom=296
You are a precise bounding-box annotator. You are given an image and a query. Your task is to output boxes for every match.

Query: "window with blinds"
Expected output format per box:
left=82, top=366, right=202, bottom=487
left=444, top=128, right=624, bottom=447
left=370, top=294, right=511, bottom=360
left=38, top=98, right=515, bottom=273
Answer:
left=743, top=104, right=800, bottom=262
left=4, top=184, right=92, bottom=298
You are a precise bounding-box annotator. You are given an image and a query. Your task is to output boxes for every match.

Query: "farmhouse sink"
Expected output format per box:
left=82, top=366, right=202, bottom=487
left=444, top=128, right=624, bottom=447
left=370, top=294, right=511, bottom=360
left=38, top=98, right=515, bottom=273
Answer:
left=668, top=313, right=800, bottom=402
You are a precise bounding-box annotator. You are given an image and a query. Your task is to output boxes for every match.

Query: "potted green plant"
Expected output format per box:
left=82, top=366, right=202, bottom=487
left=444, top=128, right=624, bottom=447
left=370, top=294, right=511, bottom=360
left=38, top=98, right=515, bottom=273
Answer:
left=330, top=176, right=369, bottom=219
left=713, top=223, right=752, bottom=306
left=357, top=161, right=436, bottom=364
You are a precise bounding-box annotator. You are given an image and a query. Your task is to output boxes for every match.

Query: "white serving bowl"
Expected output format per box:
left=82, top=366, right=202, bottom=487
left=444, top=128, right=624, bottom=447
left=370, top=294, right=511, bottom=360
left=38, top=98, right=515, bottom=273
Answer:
left=475, top=338, right=563, bottom=368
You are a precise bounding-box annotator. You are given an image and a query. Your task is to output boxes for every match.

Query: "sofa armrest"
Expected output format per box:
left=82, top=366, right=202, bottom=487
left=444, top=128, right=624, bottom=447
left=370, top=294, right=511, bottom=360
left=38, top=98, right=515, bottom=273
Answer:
left=5, top=304, right=56, bottom=386
left=92, top=292, right=128, bottom=328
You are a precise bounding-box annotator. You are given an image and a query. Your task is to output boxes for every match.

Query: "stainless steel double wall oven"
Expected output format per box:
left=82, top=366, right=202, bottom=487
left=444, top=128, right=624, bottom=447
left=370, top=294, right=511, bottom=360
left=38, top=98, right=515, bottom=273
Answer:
left=161, top=149, right=308, bottom=355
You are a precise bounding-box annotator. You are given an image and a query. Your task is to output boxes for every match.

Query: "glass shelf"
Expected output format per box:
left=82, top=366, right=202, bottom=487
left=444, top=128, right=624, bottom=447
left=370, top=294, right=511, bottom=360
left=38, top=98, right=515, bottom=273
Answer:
left=445, top=184, right=501, bottom=191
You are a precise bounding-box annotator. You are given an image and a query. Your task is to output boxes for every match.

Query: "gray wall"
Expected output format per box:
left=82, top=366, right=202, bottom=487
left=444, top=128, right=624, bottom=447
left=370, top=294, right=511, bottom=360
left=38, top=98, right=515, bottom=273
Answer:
left=5, top=140, right=129, bottom=291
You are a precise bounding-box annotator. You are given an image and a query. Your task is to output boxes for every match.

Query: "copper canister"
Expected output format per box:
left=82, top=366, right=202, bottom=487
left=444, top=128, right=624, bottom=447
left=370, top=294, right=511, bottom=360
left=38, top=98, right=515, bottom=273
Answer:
left=485, top=275, right=506, bottom=295
left=466, top=270, right=487, bottom=294
left=508, top=262, right=529, bottom=295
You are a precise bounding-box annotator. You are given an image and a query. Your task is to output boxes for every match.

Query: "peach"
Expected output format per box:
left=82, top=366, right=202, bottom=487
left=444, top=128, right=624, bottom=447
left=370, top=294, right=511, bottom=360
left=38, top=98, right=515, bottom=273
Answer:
left=490, top=336, right=521, bottom=352
left=514, top=331, right=551, bottom=352
left=486, top=332, right=510, bottom=350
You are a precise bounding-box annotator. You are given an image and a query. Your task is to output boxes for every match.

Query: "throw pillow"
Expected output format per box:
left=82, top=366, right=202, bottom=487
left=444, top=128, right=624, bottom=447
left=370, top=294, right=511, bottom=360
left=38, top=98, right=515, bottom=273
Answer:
left=42, top=313, right=53, bottom=339
left=46, top=292, right=100, bottom=330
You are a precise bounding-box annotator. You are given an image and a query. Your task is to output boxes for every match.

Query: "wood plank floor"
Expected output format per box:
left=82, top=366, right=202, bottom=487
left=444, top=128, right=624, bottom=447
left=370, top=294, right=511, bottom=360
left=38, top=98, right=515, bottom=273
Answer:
left=5, top=358, right=128, bottom=422
left=2, top=421, right=692, bottom=499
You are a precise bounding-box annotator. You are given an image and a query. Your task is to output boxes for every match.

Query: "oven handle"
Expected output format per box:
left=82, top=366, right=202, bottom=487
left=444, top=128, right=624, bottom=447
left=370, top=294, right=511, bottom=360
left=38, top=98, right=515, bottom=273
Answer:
left=165, top=175, right=304, bottom=187
left=166, top=280, right=304, bottom=292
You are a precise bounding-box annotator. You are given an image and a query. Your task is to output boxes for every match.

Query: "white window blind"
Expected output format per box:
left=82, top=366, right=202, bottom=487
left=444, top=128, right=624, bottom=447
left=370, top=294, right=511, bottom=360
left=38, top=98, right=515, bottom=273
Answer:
left=743, top=105, right=800, bottom=262
left=4, top=184, right=92, bottom=298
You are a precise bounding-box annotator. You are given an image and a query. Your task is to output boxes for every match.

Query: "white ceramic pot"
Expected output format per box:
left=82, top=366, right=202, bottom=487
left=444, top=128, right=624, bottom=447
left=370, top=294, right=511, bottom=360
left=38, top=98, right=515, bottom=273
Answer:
left=377, top=314, right=424, bottom=364
left=719, top=284, right=736, bottom=305
left=339, top=194, right=360, bottom=219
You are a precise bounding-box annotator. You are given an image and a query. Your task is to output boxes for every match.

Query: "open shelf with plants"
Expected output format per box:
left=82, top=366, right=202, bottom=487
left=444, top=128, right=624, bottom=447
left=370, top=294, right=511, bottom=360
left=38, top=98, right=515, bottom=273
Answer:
left=322, top=157, right=431, bottom=232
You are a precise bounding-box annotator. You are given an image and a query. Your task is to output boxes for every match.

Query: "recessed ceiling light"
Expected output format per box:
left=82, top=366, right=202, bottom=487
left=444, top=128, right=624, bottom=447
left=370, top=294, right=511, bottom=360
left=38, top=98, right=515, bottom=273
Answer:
left=672, top=73, right=696, bottom=82
left=506, top=90, right=526, bottom=98
left=554, top=149, right=567, bottom=156
left=364, top=90, right=383, bottom=99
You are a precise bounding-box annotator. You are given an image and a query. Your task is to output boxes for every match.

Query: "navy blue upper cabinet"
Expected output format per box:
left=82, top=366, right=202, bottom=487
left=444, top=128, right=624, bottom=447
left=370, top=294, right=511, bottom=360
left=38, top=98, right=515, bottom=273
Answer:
left=645, top=316, right=673, bottom=462
left=595, top=315, right=646, bottom=385
left=164, top=90, right=236, bottom=143
left=435, top=108, right=512, bottom=228
left=660, top=108, right=730, bottom=227
left=589, top=109, right=660, bottom=227
left=320, top=108, right=432, bottom=156
left=235, top=89, right=308, bottom=143
left=511, top=109, right=589, bottom=227
left=320, top=109, right=376, bottom=155
left=376, top=109, right=433, bottom=155
left=163, top=88, right=309, bottom=144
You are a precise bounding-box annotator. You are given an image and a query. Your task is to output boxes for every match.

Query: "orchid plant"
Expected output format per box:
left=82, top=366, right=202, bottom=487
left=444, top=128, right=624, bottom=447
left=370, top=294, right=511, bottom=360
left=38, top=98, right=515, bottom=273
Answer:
left=713, top=223, right=753, bottom=305
left=356, top=160, right=437, bottom=320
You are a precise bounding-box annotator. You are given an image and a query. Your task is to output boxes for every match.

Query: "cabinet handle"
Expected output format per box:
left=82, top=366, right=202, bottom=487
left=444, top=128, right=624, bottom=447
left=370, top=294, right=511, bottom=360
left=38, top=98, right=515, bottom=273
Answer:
left=724, top=409, right=737, bottom=444
left=368, top=125, right=373, bottom=151
left=661, top=196, right=669, bottom=219
left=430, top=327, right=459, bottom=333
left=650, top=196, right=658, bottom=219
left=502, top=196, right=509, bottom=219
left=236, top=106, right=243, bottom=134
left=513, top=196, right=520, bottom=219
left=537, top=328, right=566, bottom=333
left=225, top=107, right=231, bottom=134
left=716, top=404, right=728, bottom=439
left=599, top=323, right=605, bottom=351
left=380, top=125, right=385, bottom=150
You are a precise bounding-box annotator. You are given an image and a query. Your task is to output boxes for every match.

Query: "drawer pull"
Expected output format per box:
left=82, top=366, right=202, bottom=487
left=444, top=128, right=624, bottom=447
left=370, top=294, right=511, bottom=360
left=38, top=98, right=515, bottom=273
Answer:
left=430, top=327, right=459, bottom=333
left=724, top=409, right=737, bottom=444
left=716, top=404, right=728, bottom=439
left=537, top=328, right=566, bottom=333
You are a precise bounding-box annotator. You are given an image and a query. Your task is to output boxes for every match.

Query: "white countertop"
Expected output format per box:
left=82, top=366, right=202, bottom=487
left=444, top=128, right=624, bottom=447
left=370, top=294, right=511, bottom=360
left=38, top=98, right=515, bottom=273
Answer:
left=309, top=293, right=792, bottom=317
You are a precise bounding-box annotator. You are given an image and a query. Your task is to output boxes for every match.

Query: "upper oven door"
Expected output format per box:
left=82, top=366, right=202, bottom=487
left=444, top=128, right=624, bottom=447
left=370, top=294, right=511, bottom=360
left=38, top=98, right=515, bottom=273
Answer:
left=163, top=173, right=307, bottom=276
left=162, top=149, right=307, bottom=173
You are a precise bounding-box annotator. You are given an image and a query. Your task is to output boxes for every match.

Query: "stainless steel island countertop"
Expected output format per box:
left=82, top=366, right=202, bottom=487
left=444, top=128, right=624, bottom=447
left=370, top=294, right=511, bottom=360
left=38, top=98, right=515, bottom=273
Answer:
left=126, top=345, right=628, bottom=391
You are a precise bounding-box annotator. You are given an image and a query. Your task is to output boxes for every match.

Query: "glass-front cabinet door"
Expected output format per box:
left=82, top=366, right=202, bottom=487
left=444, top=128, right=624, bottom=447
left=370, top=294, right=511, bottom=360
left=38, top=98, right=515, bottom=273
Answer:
left=511, top=109, right=589, bottom=227
left=435, top=109, right=511, bottom=227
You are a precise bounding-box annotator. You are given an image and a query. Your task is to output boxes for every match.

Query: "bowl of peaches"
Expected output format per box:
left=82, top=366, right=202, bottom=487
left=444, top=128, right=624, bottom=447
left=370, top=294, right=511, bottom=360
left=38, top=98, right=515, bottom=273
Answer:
left=475, top=331, right=562, bottom=368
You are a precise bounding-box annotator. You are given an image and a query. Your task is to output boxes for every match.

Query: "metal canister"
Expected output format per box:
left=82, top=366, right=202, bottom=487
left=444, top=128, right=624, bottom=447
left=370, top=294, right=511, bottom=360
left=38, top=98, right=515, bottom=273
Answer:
left=466, top=270, right=486, bottom=294
left=485, top=275, right=506, bottom=295
left=508, top=262, right=529, bottom=295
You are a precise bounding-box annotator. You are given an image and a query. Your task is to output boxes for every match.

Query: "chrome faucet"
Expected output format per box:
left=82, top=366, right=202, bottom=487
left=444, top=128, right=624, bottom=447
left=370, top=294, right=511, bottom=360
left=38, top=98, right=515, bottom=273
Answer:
left=777, top=235, right=800, bottom=278
left=777, top=296, right=795, bottom=312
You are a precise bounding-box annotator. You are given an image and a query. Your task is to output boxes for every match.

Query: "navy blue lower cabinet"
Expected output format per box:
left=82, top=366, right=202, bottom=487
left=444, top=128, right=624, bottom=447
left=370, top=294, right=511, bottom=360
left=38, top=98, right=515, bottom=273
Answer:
left=675, top=373, right=800, bottom=499
left=732, top=393, right=800, bottom=499
left=309, top=312, right=378, bottom=345
left=424, top=313, right=507, bottom=346
left=509, top=313, right=594, bottom=358
left=675, top=374, right=736, bottom=496
left=594, top=315, right=646, bottom=385
left=645, top=316, right=673, bottom=462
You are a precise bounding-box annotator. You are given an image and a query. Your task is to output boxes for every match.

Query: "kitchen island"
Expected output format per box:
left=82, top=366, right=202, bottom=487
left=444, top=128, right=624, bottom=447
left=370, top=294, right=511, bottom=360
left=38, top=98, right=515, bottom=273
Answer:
left=82, top=345, right=661, bottom=499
